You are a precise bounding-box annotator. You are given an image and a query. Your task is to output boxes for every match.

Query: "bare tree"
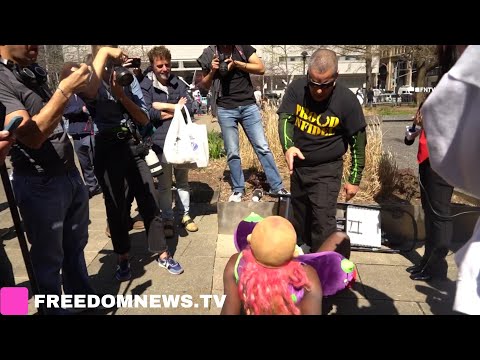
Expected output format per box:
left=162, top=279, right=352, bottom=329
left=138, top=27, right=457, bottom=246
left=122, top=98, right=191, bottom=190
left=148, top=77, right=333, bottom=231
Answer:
left=262, top=45, right=306, bottom=88
left=36, top=45, right=65, bottom=89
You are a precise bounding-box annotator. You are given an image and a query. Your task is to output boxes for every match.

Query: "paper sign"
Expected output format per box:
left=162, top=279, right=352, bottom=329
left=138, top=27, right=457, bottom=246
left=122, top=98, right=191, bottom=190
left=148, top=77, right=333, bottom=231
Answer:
left=346, top=205, right=381, bottom=248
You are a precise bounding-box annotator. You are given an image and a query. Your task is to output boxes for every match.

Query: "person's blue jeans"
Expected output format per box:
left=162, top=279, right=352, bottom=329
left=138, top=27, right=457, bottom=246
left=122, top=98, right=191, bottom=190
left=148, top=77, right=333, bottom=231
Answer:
left=12, top=169, right=95, bottom=314
left=217, top=104, right=284, bottom=193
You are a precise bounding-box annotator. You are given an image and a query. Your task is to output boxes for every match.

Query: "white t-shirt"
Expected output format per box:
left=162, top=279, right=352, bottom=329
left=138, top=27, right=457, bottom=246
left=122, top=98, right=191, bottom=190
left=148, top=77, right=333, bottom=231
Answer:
left=254, top=90, right=262, bottom=105
left=422, top=45, right=480, bottom=315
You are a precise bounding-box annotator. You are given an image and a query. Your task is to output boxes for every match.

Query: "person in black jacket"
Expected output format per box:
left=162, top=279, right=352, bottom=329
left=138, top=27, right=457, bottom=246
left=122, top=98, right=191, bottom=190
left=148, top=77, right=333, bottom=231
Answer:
left=140, top=46, right=198, bottom=238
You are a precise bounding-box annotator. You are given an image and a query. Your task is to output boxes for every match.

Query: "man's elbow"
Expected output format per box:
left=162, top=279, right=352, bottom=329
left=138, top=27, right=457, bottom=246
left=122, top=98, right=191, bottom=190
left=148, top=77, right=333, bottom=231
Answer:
left=258, top=67, right=266, bottom=75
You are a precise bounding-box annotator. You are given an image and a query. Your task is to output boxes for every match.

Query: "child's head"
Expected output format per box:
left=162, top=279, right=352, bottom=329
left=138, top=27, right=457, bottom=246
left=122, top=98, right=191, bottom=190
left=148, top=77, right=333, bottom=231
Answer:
left=247, top=216, right=297, bottom=267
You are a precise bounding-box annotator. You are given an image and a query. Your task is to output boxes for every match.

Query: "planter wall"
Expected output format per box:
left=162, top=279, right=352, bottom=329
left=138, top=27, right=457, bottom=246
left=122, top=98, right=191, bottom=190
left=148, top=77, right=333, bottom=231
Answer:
left=217, top=201, right=480, bottom=247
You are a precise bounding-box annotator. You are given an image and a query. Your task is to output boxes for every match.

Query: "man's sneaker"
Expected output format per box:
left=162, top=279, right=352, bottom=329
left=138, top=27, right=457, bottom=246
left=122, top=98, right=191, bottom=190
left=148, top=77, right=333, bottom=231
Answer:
left=115, top=259, right=132, bottom=281
left=182, top=215, right=198, bottom=232
left=228, top=191, right=243, bottom=202
left=157, top=255, right=184, bottom=275
left=273, top=188, right=290, bottom=196
left=164, top=219, right=175, bottom=238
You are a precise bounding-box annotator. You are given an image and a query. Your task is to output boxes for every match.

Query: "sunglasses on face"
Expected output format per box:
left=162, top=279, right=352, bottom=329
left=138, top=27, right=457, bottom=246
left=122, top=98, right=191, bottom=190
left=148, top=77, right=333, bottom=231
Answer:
left=307, top=74, right=335, bottom=89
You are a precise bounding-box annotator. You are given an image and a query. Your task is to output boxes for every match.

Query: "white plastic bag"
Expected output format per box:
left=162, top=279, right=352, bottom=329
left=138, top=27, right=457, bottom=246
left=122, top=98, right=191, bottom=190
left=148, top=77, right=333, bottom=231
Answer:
left=162, top=105, right=196, bottom=164
left=184, top=109, right=209, bottom=168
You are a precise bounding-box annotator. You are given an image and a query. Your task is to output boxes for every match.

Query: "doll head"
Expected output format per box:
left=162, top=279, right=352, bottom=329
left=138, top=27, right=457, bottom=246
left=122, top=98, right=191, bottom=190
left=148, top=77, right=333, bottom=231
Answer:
left=247, top=216, right=297, bottom=267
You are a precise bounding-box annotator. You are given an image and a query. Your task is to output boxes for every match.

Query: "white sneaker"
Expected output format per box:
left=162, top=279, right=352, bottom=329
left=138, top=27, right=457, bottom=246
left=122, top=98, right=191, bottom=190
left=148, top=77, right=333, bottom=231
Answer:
left=228, top=191, right=243, bottom=202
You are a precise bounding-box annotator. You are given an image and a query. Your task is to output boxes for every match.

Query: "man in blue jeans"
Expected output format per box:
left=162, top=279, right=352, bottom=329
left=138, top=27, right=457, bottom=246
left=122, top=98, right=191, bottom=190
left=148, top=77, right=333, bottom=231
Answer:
left=197, top=45, right=289, bottom=202
left=0, top=45, right=99, bottom=314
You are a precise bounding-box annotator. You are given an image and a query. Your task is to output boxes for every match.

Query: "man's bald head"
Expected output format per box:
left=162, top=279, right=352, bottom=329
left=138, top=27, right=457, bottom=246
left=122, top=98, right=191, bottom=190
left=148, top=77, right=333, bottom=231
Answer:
left=308, top=48, right=338, bottom=74
left=248, top=216, right=297, bottom=267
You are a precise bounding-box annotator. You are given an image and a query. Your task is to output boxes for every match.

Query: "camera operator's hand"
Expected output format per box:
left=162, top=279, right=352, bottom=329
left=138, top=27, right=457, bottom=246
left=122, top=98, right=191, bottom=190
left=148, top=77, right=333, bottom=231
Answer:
left=413, top=108, right=423, bottom=127
left=102, top=47, right=127, bottom=63
left=211, top=56, right=220, bottom=73
left=59, top=63, right=91, bottom=96
left=110, top=71, right=125, bottom=101
left=0, top=130, right=15, bottom=165
left=225, top=57, right=237, bottom=72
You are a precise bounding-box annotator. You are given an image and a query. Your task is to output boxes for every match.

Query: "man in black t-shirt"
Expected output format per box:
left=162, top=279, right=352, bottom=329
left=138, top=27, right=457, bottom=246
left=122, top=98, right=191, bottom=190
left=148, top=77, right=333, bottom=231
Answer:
left=0, top=45, right=103, bottom=313
left=277, top=48, right=367, bottom=252
left=197, top=45, right=289, bottom=202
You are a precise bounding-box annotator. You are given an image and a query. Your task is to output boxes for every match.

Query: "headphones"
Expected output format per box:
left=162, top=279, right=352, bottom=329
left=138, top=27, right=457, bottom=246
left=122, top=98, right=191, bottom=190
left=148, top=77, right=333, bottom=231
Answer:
left=1, top=58, right=48, bottom=87
left=1, top=58, right=51, bottom=101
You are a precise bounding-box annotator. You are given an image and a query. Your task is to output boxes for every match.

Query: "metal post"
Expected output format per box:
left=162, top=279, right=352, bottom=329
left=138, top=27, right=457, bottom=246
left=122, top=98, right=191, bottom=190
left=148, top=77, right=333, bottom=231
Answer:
left=301, top=51, right=308, bottom=75
left=0, top=164, right=45, bottom=315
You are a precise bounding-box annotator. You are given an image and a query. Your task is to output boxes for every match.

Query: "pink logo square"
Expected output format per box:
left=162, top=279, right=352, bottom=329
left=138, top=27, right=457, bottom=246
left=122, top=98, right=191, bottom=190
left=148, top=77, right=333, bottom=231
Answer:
left=0, top=287, right=29, bottom=315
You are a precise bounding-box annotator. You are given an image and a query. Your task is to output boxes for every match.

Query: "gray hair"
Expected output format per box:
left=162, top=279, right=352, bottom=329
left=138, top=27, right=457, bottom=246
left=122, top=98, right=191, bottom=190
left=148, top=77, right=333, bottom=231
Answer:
left=308, top=49, right=338, bottom=73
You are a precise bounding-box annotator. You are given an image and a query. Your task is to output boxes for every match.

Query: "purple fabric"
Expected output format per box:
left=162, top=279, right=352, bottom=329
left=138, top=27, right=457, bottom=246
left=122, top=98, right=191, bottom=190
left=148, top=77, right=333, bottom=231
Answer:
left=234, top=221, right=258, bottom=252
left=296, top=252, right=355, bottom=297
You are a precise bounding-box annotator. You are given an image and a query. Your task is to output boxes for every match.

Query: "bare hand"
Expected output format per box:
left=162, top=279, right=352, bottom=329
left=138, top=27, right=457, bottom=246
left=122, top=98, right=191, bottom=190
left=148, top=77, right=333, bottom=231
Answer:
left=104, top=47, right=127, bottom=63
left=211, top=56, right=220, bottom=72
left=177, top=97, right=187, bottom=107
left=225, top=57, right=236, bottom=72
left=344, top=183, right=359, bottom=201
left=61, top=63, right=91, bottom=93
left=110, top=71, right=125, bottom=100
left=285, top=146, right=305, bottom=175
left=0, top=130, right=15, bottom=165
left=413, top=108, right=423, bottom=127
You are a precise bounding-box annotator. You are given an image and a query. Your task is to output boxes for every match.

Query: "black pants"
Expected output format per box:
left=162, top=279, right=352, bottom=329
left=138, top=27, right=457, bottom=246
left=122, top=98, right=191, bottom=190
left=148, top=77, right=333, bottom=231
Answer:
left=419, top=160, right=453, bottom=274
left=291, top=160, right=343, bottom=252
left=94, top=136, right=166, bottom=255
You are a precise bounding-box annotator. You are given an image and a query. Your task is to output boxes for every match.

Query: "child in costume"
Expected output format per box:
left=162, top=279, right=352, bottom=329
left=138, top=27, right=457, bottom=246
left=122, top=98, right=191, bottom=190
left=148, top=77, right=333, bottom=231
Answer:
left=222, top=213, right=357, bottom=315
left=222, top=215, right=323, bottom=315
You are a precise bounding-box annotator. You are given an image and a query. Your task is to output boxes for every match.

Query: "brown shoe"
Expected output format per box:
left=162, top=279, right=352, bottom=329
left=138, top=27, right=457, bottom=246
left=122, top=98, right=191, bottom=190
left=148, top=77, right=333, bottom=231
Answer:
left=164, top=220, right=175, bottom=238
left=130, top=218, right=145, bottom=230
left=182, top=215, right=198, bottom=232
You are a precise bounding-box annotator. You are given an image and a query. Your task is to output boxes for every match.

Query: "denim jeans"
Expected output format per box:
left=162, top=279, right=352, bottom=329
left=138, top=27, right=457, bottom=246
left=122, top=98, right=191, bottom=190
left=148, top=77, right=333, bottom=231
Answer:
left=217, top=104, right=283, bottom=193
left=12, top=169, right=95, bottom=314
left=157, top=162, right=190, bottom=220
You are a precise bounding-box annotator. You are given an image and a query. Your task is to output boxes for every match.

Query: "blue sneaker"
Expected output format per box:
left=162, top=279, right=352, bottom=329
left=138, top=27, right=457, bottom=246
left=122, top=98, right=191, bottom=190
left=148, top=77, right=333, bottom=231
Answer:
left=157, top=255, right=184, bottom=275
left=115, top=259, right=132, bottom=281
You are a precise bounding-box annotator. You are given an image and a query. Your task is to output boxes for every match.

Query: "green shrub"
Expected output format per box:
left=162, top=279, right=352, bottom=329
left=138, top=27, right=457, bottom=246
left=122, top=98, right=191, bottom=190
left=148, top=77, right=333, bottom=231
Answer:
left=208, top=130, right=225, bottom=159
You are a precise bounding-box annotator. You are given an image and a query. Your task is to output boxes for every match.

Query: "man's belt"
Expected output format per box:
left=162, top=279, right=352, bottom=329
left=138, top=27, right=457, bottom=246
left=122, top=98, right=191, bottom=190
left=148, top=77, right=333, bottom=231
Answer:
left=97, top=126, right=131, bottom=140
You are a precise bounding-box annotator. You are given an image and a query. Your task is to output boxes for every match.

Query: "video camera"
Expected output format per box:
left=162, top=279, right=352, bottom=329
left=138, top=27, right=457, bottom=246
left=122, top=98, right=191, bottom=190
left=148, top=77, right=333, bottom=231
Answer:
left=107, top=58, right=141, bottom=87
left=218, top=53, right=229, bottom=77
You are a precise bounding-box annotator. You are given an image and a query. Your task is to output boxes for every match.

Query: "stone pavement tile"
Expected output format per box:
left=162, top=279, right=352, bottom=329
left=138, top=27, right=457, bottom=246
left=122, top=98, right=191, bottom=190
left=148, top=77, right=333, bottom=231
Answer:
left=209, top=289, right=225, bottom=315
left=193, top=213, right=218, bottom=235
left=351, top=251, right=415, bottom=266
left=85, top=232, right=110, bottom=253
left=418, top=300, right=457, bottom=315
left=216, top=234, right=236, bottom=259
left=5, top=248, right=28, bottom=278
left=84, top=250, right=100, bottom=266
left=181, top=233, right=217, bottom=257
left=357, top=264, right=457, bottom=303
left=325, top=298, right=424, bottom=315
left=212, top=257, right=229, bottom=292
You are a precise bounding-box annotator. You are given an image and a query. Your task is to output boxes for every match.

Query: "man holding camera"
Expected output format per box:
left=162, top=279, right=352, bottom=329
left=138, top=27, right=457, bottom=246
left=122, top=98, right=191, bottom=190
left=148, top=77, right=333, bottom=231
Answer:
left=197, top=45, right=289, bottom=202
left=141, top=46, right=198, bottom=238
left=84, top=46, right=183, bottom=280
left=0, top=45, right=101, bottom=313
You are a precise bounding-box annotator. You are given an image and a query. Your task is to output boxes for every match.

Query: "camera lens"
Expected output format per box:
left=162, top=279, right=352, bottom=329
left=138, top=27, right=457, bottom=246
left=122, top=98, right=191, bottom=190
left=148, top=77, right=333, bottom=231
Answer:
left=114, top=66, right=134, bottom=87
left=219, top=62, right=229, bottom=77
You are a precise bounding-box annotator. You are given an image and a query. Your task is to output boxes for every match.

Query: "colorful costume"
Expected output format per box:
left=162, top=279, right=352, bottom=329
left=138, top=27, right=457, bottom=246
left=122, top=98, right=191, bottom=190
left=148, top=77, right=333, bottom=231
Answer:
left=234, top=213, right=356, bottom=297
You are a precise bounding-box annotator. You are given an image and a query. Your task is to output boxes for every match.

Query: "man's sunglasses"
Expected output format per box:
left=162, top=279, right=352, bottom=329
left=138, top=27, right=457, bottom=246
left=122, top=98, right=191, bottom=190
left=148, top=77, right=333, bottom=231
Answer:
left=307, top=75, right=335, bottom=89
